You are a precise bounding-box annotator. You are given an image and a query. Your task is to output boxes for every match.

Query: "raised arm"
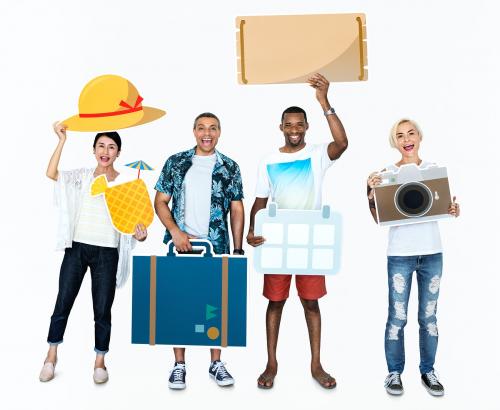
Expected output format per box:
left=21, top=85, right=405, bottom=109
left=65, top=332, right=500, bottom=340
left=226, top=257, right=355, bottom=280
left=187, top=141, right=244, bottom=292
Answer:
left=154, top=191, right=192, bottom=252
left=246, top=197, right=268, bottom=247
left=307, top=73, right=348, bottom=160
left=46, top=122, right=67, bottom=181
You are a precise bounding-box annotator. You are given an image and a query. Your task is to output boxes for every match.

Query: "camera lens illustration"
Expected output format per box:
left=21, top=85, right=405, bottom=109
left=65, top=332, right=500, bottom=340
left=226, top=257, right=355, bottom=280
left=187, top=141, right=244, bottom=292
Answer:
left=394, top=182, right=433, bottom=217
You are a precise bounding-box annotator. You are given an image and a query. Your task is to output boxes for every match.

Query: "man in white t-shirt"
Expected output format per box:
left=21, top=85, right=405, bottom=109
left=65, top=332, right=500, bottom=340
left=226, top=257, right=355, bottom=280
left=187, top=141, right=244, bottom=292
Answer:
left=247, top=73, right=348, bottom=389
left=154, top=113, right=245, bottom=390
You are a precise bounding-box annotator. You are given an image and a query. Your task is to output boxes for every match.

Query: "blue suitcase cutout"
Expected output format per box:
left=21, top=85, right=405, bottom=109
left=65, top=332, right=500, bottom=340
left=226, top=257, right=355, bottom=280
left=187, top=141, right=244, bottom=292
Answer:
left=132, top=240, right=247, bottom=347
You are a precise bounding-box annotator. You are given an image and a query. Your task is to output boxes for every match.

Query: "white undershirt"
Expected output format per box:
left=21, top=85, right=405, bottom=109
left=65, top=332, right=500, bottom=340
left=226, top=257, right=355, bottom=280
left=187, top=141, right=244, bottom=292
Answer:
left=386, top=161, right=443, bottom=256
left=73, top=174, right=120, bottom=248
left=184, top=154, right=216, bottom=237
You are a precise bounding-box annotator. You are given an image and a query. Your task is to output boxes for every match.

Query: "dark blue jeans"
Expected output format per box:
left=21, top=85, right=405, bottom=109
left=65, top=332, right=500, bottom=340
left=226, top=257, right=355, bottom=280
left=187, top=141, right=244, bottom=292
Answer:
left=47, top=241, right=119, bottom=354
left=385, top=253, right=443, bottom=374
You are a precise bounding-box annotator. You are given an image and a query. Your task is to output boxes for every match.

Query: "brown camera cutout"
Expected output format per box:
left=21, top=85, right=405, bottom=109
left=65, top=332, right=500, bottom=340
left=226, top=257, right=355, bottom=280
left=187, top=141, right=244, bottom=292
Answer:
left=374, top=164, right=452, bottom=226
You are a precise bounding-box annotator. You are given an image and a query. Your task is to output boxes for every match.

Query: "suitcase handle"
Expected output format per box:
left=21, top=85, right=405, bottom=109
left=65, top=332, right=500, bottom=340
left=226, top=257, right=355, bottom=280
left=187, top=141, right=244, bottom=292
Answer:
left=166, top=239, right=214, bottom=257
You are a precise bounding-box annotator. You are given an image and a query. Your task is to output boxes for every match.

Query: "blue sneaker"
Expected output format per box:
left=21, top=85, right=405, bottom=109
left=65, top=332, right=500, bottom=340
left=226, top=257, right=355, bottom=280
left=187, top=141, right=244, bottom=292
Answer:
left=209, top=360, right=234, bottom=387
left=168, top=362, right=186, bottom=390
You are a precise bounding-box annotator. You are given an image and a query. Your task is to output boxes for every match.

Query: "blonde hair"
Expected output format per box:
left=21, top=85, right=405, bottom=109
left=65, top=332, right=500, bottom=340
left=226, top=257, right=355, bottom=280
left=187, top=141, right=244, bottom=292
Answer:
left=389, top=118, right=423, bottom=148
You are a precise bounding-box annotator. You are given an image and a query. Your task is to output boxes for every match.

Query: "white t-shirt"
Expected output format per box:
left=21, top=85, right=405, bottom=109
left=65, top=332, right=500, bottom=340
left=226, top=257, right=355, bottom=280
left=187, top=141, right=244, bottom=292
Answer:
left=386, top=161, right=443, bottom=256
left=255, top=143, right=334, bottom=210
left=184, top=154, right=217, bottom=237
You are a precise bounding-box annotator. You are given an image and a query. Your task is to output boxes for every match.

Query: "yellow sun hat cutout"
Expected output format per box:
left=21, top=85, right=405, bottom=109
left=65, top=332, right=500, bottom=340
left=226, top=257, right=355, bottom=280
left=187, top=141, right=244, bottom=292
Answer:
left=63, top=74, right=165, bottom=131
left=91, top=175, right=154, bottom=235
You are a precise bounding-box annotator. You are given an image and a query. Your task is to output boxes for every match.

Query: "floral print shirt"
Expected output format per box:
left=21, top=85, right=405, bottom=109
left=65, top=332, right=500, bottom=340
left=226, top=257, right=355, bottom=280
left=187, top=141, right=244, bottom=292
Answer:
left=154, top=148, right=244, bottom=254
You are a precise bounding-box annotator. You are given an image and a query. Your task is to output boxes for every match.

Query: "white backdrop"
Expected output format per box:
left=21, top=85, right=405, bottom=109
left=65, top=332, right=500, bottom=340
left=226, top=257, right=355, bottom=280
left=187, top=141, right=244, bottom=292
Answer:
left=1, top=1, right=498, bottom=409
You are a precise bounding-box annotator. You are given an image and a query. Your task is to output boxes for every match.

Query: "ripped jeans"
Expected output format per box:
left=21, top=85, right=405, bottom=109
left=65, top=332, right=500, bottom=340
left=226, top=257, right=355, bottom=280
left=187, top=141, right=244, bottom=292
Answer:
left=385, top=253, right=443, bottom=374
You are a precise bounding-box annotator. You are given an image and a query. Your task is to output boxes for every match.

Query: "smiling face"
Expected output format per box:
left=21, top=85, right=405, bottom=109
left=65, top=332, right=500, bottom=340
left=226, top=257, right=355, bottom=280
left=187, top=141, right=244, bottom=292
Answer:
left=93, top=135, right=120, bottom=167
left=280, top=112, right=309, bottom=151
left=395, top=121, right=421, bottom=160
left=193, top=116, right=220, bottom=156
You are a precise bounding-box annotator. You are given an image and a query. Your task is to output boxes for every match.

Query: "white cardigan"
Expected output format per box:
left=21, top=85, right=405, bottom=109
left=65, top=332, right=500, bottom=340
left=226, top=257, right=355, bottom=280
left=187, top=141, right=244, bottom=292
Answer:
left=54, top=167, right=135, bottom=288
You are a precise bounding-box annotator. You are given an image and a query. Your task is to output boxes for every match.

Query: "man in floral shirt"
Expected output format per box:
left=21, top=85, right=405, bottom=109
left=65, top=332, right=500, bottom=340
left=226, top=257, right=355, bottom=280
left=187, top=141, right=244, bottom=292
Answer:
left=154, top=112, right=244, bottom=390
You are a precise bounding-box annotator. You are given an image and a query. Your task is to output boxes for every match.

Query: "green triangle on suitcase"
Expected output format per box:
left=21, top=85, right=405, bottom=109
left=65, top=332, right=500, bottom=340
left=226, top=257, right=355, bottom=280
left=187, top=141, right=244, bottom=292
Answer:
left=206, top=304, right=218, bottom=320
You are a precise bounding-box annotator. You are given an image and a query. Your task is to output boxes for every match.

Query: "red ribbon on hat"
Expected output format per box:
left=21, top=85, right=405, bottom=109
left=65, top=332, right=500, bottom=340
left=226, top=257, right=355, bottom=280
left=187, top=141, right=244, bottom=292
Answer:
left=79, top=95, right=144, bottom=118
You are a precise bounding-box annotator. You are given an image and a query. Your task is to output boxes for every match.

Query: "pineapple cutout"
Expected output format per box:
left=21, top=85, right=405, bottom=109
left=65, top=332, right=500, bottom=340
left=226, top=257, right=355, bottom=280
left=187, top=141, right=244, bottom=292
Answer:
left=91, top=175, right=154, bottom=234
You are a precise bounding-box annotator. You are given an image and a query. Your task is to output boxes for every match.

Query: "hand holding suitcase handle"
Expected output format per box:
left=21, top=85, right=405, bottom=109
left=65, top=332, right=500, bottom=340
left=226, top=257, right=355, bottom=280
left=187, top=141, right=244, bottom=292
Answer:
left=167, top=239, right=214, bottom=257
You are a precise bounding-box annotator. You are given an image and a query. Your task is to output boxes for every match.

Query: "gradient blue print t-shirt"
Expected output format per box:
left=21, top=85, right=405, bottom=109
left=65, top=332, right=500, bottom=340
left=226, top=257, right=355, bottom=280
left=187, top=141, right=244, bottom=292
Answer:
left=255, top=143, right=334, bottom=210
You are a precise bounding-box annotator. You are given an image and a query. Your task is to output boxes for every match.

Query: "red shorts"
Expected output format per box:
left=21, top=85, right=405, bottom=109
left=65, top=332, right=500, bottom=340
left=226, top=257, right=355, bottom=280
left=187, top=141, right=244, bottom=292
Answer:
left=263, top=274, right=327, bottom=301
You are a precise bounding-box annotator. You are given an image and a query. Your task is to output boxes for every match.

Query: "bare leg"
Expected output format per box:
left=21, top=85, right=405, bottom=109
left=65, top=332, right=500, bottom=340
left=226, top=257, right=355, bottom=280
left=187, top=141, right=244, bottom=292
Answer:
left=257, top=300, right=286, bottom=388
left=300, top=298, right=336, bottom=389
left=45, top=345, right=58, bottom=364
left=210, top=348, right=221, bottom=362
left=95, top=353, right=105, bottom=369
left=173, top=347, right=185, bottom=363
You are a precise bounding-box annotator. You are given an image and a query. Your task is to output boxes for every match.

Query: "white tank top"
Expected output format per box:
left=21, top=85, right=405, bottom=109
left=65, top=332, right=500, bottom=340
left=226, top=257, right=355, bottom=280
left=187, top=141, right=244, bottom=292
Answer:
left=386, top=161, right=443, bottom=256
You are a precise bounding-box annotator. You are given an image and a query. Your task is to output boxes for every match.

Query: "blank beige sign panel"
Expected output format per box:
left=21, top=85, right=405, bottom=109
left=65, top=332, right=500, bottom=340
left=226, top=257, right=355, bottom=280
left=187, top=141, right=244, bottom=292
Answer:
left=236, top=14, right=367, bottom=84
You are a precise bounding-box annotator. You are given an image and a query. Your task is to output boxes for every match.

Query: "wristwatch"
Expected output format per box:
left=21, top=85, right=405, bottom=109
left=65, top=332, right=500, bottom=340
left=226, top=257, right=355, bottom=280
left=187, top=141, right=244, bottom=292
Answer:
left=324, top=107, right=336, bottom=116
left=233, top=249, right=245, bottom=255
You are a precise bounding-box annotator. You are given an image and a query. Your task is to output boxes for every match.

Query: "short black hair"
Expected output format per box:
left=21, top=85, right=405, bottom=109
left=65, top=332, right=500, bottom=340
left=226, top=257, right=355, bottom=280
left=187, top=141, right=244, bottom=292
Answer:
left=193, top=112, right=221, bottom=130
left=93, top=131, right=122, bottom=151
left=281, top=106, right=308, bottom=124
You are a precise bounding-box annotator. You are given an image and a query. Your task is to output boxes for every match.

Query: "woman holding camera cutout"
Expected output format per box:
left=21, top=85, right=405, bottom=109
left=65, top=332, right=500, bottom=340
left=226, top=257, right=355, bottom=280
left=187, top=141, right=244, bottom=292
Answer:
left=366, top=118, right=459, bottom=397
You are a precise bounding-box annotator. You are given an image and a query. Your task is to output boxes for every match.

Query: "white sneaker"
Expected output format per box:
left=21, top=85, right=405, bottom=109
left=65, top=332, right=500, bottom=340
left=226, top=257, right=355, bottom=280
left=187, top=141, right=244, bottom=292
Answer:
left=39, top=362, right=56, bottom=382
left=93, top=367, right=109, bottom=384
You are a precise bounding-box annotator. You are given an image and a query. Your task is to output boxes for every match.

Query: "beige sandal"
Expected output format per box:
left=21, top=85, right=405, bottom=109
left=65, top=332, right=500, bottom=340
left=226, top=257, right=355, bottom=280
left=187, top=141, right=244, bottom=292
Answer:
left=39, top=361, right=56, bottom=382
